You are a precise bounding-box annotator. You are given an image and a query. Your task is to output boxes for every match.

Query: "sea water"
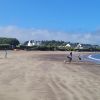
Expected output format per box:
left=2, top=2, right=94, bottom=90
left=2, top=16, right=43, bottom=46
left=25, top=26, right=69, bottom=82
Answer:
left=88, top=53, right=100, bottom=64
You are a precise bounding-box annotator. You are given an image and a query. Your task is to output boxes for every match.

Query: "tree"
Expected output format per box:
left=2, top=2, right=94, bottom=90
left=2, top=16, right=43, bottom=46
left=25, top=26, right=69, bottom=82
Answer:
left=0, top=37, right=20, bottom=46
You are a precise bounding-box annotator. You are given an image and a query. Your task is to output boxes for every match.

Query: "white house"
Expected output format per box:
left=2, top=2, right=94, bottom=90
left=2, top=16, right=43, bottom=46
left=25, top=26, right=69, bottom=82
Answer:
left=75, top=43, right=83, bottom=49
left=65, top=44, right=71, bottom=47
left=28, top=41, right=33, bottom=46
left=32, top=42, right=35, bottom=46
left=27, top=40, right=41, bottom=46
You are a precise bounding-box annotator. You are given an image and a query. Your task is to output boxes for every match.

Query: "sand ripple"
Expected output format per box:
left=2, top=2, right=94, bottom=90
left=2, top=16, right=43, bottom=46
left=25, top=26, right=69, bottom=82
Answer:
left=0, top=51, right=100, bottom=100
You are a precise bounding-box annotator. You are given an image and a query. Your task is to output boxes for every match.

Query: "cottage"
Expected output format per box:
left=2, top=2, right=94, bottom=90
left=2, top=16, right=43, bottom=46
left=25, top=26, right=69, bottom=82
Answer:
left=27, top=41, right=33, bottom=46
left=75, top=43, right=83, bottom=49
left=65, top=44, right=71, bottom=47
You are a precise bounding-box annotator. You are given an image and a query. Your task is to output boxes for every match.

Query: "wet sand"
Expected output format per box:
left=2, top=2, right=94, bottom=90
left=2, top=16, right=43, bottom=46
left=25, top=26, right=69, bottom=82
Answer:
left=0, top=51, right=100, bottom=100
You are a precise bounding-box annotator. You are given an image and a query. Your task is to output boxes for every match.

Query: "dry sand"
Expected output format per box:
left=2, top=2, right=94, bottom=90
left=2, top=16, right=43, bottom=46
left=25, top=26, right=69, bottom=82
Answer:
left=0, top=50, right=100, bottom=100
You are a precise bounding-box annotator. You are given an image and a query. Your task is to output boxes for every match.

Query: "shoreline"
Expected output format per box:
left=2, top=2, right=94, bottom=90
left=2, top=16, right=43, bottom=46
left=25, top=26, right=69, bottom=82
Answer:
left=0, top=50, right=100, bottom=64
left=82, top=52, right=100, bottom=64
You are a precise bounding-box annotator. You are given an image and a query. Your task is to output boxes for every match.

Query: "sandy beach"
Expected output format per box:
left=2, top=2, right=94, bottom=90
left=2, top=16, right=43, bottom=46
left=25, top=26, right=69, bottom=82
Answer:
left=0, top=50, right=100, bottom=100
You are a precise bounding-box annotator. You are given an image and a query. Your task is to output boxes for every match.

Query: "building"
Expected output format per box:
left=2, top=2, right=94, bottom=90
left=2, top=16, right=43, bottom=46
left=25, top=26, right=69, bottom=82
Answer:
left=27, top=40, right=41, bottom=46
left=27, top=41, right=33, bottom=46
left=65, top=44, right=71, bottom=47
left=75, top=43, right=83, bottom=49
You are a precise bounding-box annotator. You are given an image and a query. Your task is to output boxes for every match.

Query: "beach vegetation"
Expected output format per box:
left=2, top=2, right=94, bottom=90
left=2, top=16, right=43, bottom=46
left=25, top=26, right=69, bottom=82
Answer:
left=0, top=37, right=20, bottom=50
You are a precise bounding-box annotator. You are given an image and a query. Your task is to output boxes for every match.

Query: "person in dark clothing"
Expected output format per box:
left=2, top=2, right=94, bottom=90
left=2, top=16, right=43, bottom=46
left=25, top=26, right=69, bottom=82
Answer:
left=64, top=52, right=73, bottom=63
left=70, top=52, right=72, bottom=57
left=67, top=55, right=72, bottom=63
left=78, top=55, right=81, bottom=61
left=66, top=52, right=72, bottom=63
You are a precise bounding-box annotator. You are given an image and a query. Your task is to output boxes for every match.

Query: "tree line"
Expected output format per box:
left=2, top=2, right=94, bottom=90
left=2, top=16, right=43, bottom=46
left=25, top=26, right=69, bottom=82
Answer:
left=0, top=37, right=20, bottom=50
left=0, top=38, right=100, bottom=51
left=21, top=40, right=100, bottom=51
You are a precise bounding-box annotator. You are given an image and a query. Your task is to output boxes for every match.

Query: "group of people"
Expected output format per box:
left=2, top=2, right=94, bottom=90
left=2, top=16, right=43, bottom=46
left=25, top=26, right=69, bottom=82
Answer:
left=66, top=52, right=81, bottom=63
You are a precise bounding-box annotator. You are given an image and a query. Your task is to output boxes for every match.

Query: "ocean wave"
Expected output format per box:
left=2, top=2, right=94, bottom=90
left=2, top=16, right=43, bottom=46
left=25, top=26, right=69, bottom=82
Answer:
left=88, top=55, right=100, bottom=61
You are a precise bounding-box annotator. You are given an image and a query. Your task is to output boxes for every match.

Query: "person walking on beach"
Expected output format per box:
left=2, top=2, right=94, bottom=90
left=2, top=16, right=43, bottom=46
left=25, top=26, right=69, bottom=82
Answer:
left=70, top=51, right=72, bottom=57
left=78, top=55, right=81, bottom=61
left=5, top=48, right=7, bottom=58
left=64, top=51, right=73, bottom=63
left=67, top=55, right=72, bottom=63
left=66, top=52, right=73, bottom=63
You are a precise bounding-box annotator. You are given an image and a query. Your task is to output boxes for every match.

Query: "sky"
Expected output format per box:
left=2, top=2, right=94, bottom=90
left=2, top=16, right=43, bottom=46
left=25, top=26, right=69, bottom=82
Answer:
left=0, top=0, right=100, bottom=44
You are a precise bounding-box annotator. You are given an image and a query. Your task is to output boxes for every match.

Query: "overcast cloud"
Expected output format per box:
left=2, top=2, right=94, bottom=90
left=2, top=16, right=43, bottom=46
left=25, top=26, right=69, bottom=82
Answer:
left=0, top=26, right=99, bottom=44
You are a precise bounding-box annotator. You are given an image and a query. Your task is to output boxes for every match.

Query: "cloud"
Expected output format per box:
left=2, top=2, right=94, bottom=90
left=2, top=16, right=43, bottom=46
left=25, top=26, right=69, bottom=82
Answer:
left=0, top=25, right=99, bottom=44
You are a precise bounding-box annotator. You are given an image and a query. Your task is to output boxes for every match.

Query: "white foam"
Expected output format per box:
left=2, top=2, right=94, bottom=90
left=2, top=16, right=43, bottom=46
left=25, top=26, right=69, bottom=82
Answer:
left=88, top=55, right=100, bottom=61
